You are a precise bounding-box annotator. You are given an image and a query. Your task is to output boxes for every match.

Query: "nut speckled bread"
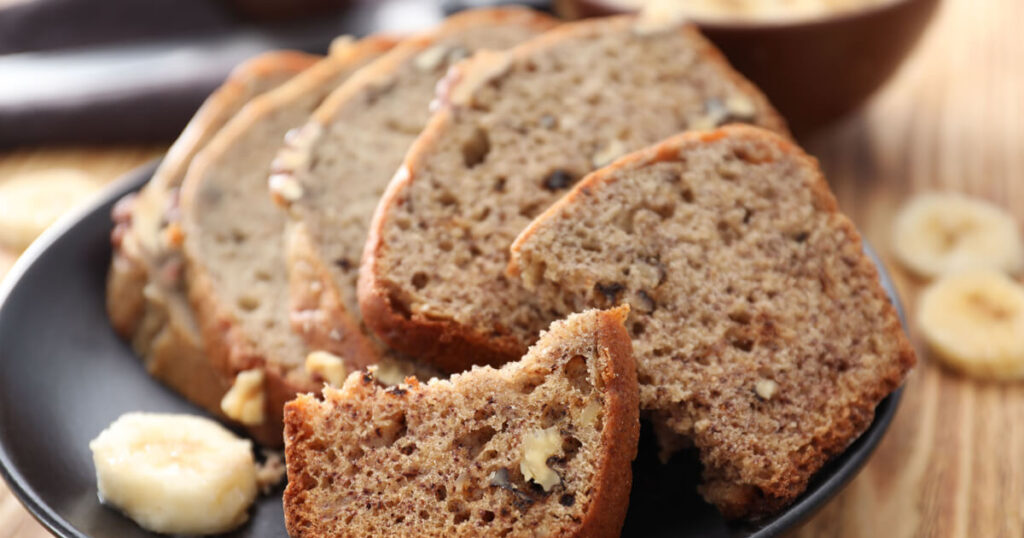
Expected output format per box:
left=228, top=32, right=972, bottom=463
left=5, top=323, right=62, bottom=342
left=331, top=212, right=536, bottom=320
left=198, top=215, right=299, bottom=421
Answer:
left=283, top=307, right=639, bottom=538
left=106, top=51, right=317, bottom=431
left=360, top=15, right=788, bottom=373
left=271, top=8, right=557, bottom=365
left=509, top=126, right=916, bottom=518
left=178, top=37, right=396, bottom=446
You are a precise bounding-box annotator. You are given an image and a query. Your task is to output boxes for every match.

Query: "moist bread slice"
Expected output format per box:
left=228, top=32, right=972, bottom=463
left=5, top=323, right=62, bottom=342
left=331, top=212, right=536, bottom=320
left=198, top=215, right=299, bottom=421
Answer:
left=178, top=37, right=396, bottom=446
left=283, top=307, right=638, bottom=538
left=271, top=7, right=557, bottom=364
left=508, top=126, right=916, bottom=518
left=361, top=15, right=788, bottom=373
left=106, top=51, right=317, bottom=430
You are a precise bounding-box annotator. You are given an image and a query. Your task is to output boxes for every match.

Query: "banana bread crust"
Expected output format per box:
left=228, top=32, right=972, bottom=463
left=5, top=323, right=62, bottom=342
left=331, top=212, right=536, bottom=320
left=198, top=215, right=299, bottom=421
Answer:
left=283, top=307, right=639, bottom=537
left=359, top=16, right=789, bottom=374
left=179, top=37, right=397, bottom=446
left=272, top=8, right=558, bottom=372
left=508, top=126, right=916, bottom=518
left=106, top=51, right=319, bottom=446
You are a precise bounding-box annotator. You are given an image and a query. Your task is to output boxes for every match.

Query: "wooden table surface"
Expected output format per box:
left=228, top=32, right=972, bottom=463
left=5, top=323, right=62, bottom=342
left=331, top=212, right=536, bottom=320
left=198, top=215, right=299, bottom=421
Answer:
left=1, top=0, right=1022, bottom=535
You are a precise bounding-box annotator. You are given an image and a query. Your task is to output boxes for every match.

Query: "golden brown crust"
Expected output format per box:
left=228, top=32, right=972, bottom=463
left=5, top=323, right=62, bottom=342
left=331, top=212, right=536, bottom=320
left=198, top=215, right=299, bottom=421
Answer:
left=359, top=172, right=525, bottom=371
left=283, top=307, right=640, bottom=537
left=359, top=16, right=788, bottom=374
left=106, top=50, right=320, bottom=340
left=280, top=8, right=557, bottom=374
left=178, top=38, right=398, bottom=447
left=357, top=103, right=529, bottom=371
left=281, top=393, right=319, bottom=535
left=576, top=306, right=639, bottom=537
left=105, top=51, right=319, bottom=447
left=508, top=125, right=915, bottom=518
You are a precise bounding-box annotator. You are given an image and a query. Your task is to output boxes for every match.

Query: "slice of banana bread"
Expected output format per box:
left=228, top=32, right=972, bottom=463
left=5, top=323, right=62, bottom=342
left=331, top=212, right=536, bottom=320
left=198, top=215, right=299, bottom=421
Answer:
left=106, top=51, right=317, bottom=437
left=360, top=15, right=788, bottom=373
left=508, top=126, right=916, bottom=518
left=271, top=7, right=557, bottom=365
left=283, top=307, right=638, bottom=538
left=178, top=37, right=396, bottom=446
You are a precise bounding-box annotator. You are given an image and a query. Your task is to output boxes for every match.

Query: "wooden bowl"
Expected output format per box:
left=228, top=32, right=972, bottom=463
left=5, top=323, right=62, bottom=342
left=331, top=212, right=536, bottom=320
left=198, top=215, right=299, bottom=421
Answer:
left=556, top=0, right=940, bottom=133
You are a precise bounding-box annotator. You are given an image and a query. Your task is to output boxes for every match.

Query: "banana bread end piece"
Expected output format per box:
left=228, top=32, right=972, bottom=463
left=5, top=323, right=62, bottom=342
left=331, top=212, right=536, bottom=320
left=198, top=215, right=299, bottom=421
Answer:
left=283, top=307, right=639, bottom=537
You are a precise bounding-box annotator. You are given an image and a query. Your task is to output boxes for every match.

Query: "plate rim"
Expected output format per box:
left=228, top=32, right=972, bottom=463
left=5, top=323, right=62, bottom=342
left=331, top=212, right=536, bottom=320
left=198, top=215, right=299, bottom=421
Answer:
left=0, top=159, right=906, bottom=538
left=0, top=159, right=160, bottom=538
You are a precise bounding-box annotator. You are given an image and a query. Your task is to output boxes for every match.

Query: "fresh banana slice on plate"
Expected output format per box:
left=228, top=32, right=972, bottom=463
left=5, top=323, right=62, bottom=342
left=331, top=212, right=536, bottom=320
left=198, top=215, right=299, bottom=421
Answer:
left=0, top=169, right=100, bottom=251
left=89, top=412, right=258, bottom=535
left=893, top=193, right=1024, bottom=278
left=918, top=270, right=1024, bottom=380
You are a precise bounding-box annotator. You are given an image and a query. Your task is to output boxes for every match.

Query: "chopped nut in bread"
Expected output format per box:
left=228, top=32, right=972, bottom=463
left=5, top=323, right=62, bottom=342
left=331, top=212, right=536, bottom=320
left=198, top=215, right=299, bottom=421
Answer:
left=520, top=427, right=564, bottom=491
left=304, top=350, right=348, bottom=386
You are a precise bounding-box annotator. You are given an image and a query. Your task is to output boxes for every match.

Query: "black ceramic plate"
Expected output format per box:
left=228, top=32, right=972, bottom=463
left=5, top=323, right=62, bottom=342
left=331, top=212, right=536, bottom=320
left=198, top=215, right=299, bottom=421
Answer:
left=0, top=161, right=905, bottom=538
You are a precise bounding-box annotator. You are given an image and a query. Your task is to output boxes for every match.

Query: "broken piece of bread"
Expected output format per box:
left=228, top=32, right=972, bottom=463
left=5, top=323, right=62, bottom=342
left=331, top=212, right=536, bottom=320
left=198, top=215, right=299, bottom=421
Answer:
left=283, top=307, right=638, bottom=537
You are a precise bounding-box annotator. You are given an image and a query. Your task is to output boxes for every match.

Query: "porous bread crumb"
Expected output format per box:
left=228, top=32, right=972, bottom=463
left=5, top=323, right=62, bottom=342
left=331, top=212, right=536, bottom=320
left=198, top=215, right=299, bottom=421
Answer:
left=362, top=15, right=788, bottom=373
left=509, top=126, right=915, bottom=518
left=282, top=308, right=639, bottom=538
left=278, top=8, right=556, bottom=373
left=178, top=38, right=395, bottom=446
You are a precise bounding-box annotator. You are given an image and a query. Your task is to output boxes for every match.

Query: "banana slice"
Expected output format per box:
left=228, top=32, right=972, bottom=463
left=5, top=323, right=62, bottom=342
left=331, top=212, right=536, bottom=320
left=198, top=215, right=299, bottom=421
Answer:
left=892, top=193, right=1024, bottom=278
left=0, top=169, right=100, bottom=251
left=918, top=270, right=1024, bottom=380
left=89, top=413, right=258, bottom=535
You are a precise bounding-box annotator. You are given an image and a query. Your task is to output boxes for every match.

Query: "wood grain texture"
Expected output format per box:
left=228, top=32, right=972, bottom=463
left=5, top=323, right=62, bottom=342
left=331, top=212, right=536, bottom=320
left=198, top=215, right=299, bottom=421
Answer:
left=794, top=0, right=1024, bottom=536
left=1, top=0, right=1022, bottom=535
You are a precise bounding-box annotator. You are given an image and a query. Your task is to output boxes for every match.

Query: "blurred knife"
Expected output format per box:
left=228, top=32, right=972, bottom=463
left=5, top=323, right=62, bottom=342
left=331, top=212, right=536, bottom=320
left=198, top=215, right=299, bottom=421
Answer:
left=0, top=0, right=444, bottom=147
